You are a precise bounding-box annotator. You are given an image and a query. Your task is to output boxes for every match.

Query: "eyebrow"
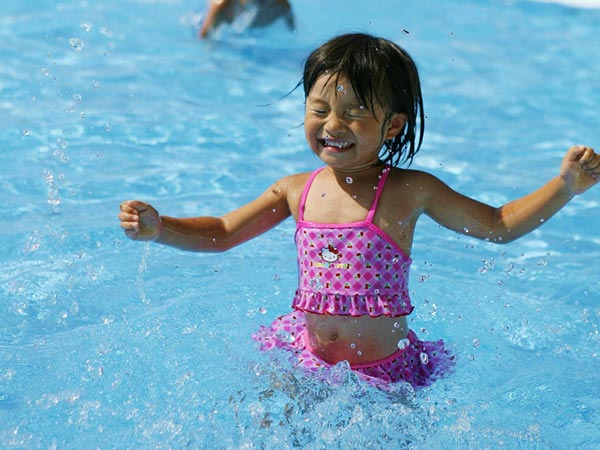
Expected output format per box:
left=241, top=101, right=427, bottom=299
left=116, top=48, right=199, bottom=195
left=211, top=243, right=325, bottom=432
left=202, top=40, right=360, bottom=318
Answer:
left=305, top=94, right=363, bottom=106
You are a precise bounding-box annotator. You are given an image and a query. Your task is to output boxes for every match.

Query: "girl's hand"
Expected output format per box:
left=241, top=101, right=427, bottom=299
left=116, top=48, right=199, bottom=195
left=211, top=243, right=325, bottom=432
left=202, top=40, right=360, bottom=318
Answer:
left=560, top=145, right=599, bottom=195
left=119, top=200, right=163, bottom=241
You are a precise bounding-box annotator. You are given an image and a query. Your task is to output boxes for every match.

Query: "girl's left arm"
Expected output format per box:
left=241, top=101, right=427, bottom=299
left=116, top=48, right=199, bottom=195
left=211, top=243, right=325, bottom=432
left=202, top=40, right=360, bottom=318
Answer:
left=422, top=145, right=599, bottom=243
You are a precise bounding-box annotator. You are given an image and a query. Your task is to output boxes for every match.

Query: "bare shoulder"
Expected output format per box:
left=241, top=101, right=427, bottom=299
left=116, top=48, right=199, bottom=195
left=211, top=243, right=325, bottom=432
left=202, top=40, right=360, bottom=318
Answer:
left=269, top=172, right=311, bottom=198
left=385, top=167, right=444, bottom=193
left=387, top=166, right=436, bottom=180
left=275, top=171, right=312, bottom=190
left=381, top=167, right=451, bottom=212
left=273, top=171, right=312, bottom=219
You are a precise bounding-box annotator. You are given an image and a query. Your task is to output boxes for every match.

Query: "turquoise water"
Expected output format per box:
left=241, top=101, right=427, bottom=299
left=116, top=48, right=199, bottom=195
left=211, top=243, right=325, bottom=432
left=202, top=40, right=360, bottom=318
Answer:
left=1, top=0, right=600, bottom=448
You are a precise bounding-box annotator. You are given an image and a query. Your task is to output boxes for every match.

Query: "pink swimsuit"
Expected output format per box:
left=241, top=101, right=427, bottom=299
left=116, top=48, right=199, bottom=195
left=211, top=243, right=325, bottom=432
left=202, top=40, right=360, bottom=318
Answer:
left=253, top=166, right=453, bottom=388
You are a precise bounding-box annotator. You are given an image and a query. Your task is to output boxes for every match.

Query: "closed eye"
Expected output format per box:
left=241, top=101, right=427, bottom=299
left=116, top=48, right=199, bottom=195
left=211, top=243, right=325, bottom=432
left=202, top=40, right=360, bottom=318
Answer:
left=306, top=98, right=330, bottom=116
left=345, top=106, right=369, bottom=118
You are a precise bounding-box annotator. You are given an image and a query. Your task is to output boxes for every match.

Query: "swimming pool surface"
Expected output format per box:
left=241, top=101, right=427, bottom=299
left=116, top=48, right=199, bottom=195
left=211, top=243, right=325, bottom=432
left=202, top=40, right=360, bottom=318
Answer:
left=1, top=0, right=599, bottom=448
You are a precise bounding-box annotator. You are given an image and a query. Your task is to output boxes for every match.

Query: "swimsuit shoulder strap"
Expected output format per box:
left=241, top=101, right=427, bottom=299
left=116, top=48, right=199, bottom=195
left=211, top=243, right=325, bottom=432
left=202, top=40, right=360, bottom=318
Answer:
left=298, top=167, right=326, bottom=221
left=365, top=165, right=391, bottom=223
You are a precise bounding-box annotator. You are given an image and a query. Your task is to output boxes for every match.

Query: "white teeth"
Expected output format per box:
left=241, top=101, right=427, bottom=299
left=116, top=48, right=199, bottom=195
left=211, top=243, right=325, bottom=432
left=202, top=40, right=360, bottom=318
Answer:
left=323, top=138, right=351, bottom=149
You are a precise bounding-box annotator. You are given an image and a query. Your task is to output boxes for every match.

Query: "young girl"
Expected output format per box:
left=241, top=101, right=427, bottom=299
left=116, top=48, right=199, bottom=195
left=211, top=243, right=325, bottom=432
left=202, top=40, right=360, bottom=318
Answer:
left=119, top=33, right=599, bottom=388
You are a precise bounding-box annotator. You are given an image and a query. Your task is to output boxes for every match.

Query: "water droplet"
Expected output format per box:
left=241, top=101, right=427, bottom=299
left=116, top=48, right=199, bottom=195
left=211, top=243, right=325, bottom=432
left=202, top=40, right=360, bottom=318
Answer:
left=21, top=129, right=30, bottom=136
left=72, top=93, right=82, bottom=103
left=350, top=343, right=356, bottom=349
left=345, top=176, right=353, bottom=184
left=393, top=322, right=400, bottom=329
left=80, top=22, right=92, bottom=32
left=356, top=351, right=362, bottom=356
left=397, top=338, right=410, bottom=351
left=99, top=26, right=112, bottom=37
left=336, top=85, right=346, bottom=94
left=69, top=38, right=85, bottom=52
left=275, top=330, right=295, bottom=343
left=420, top=352, right=429, bottom=364
left=309, top=278, right=323, bottom=290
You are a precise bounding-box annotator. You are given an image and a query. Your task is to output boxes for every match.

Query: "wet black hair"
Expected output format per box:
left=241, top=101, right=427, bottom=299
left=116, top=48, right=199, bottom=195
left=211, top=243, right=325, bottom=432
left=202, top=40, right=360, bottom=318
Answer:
left=302, top=33, right=425, bottom=167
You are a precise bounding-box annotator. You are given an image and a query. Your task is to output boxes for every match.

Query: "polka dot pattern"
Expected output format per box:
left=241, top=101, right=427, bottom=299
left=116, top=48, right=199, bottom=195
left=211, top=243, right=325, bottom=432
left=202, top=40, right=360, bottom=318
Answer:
left=293, top=226, right=413, bottom=317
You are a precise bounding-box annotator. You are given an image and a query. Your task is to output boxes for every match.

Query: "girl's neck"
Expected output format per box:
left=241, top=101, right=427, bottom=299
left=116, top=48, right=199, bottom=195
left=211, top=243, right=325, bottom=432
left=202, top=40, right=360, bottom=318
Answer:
left=327, top=161, right=386, bottom=181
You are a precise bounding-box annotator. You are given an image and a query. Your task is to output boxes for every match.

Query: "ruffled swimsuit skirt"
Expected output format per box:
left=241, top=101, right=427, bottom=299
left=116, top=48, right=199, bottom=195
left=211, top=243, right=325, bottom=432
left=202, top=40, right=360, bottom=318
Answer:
left=253, top=311, right=453, bottom=388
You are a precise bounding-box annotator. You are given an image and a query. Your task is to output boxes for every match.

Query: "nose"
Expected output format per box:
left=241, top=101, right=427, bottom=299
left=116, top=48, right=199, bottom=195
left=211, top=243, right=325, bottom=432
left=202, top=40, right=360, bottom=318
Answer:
left=324, top=112, right=347, bottom=137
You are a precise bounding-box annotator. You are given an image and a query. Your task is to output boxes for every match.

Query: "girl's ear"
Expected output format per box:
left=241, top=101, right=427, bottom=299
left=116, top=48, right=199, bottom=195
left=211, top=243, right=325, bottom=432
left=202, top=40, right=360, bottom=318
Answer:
left=385, top=113, right=408, bottom=139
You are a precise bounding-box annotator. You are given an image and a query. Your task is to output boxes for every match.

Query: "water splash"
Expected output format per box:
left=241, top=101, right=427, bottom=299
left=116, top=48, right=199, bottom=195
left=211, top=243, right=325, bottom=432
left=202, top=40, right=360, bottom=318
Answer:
left=43, top=169, right=61, bottom=213
left=136, top=242, right=150, bottom=304
left=222, top=363, right=435, bottom=448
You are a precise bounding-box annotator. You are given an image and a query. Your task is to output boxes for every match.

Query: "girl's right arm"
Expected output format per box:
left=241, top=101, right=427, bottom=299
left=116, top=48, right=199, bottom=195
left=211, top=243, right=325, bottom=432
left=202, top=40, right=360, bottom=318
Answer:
left=118, top=177, right=294, bottom=252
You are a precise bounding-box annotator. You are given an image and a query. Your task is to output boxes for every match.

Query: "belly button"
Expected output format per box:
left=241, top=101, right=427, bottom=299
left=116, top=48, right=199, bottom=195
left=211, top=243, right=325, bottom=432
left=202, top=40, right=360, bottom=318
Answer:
left=329, top=334, right=338, bottom=342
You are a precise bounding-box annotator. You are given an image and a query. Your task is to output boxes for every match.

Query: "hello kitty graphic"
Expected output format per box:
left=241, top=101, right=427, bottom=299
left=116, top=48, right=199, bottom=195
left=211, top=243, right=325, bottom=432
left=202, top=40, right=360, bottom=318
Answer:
left=319, top=244, right=341, bottom=263
left=313, top=244, right=351, bottom=269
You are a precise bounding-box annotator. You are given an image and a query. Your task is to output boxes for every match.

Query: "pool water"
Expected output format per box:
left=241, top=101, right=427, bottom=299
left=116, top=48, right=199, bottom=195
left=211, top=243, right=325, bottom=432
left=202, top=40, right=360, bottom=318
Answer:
left=1, top=0, right=600, bottom=448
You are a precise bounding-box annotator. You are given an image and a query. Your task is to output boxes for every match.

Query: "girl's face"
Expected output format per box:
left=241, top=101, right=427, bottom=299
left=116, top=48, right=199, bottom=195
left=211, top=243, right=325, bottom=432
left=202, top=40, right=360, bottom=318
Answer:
left=304, top=73, right=406, bottom=172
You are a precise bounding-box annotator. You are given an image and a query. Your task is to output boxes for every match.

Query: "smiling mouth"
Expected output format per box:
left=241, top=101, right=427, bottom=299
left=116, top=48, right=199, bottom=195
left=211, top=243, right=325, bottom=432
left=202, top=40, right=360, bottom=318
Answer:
left=320, top=138, right=353, bottom=150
